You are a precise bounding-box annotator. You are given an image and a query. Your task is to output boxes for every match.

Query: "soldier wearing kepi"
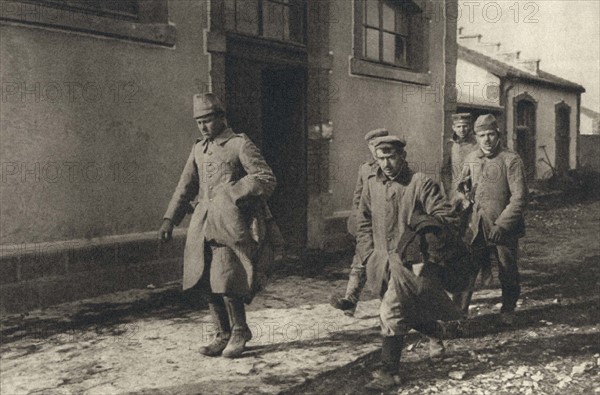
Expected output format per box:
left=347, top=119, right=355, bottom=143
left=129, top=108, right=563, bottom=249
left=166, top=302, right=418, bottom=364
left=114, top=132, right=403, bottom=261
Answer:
left=356, top=135, right=463, bottom=390
left=158, top=93, right=277, bottom=358
left=458, top=114, right=528, bottom=325
left=329, top=128, right=389, bottom=316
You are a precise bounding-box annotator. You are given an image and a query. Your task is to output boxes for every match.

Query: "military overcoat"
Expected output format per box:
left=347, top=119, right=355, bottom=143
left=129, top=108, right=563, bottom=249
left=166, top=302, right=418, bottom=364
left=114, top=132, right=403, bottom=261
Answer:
left=163, top=128, right=276, bottom=298
left=460, top=147, right=528, bottom=245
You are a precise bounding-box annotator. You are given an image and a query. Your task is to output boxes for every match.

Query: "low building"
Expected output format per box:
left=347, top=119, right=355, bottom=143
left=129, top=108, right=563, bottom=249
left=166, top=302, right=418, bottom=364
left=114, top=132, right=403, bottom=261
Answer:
left=456, top=33, right=585, bottom=181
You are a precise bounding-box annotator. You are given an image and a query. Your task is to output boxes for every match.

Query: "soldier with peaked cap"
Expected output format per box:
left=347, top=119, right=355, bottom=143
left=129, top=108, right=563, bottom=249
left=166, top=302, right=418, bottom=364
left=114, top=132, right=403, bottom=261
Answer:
left=457, top=114, right=528, bottom=325
left=329, top=128, right=388, bottom=317
left=158, top=93, right=277, bottom=358
left=355, top=135, right=463, bottom=390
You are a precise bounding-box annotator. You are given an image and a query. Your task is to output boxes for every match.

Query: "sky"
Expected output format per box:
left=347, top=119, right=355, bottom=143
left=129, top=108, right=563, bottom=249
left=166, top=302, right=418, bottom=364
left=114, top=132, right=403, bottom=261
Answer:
left=457, top=0, right=600, bottom=111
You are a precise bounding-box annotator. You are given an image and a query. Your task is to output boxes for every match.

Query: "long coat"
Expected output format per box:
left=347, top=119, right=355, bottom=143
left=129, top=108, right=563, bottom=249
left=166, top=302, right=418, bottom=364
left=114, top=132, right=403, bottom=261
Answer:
left=163, top=128, right=277, bottom=298
left=355, top=166, right=455, bottom=297
left=460, top=147, right=528, bottom=245
left=347, top=160, right=378, bottom=237
left=356, top=166, right=462, bottom=333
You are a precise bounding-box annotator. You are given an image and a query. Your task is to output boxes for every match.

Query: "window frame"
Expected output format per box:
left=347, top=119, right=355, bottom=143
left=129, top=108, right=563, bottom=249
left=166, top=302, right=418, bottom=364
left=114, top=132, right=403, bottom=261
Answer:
left=351, top=0, right=431, bottom=85
left=0, top=0, right=175, bottom=47
left=223, top=0, right=307, bottom=46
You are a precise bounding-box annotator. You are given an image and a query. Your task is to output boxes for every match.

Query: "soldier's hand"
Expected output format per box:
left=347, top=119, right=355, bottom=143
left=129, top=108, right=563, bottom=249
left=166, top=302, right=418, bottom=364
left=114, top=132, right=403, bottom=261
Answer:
left=158, top=219, right=174, bottom=243
left=488, top=225, right=504, bottom=243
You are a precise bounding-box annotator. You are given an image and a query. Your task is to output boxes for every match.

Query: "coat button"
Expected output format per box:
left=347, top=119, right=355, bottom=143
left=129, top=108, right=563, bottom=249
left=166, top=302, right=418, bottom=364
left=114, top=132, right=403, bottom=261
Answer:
left=387, top=237, right=392, bottom=241
left=208, top=151, right=212, bottom=155
left=209, top=186, right=213, bottom=190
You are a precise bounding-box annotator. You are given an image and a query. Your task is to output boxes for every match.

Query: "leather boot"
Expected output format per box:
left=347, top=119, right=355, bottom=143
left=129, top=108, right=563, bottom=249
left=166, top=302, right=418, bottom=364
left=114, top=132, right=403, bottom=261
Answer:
left=365, top=336, right=404, bottom=390
left=329, top=271, right=366, bottom=316
left=199, top=296, right=231, bottom=357
left=222, top=297, right=252, bottom=358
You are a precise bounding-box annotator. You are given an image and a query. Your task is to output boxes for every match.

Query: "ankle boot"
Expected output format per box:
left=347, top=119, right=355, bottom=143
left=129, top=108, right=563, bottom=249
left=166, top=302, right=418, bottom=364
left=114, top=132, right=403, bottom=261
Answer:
left=222, top=297, right=252, bottom=358
left=199, top=297, right=231, bottom=357
left=365, top=336, right=404, bottom=390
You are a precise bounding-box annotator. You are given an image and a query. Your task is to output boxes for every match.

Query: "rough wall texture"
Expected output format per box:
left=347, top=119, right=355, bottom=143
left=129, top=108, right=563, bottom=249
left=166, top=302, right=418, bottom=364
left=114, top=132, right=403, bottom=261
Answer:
left=579, top=135, right=600, bottom=171
left=0, top=1, right=209, bottom=245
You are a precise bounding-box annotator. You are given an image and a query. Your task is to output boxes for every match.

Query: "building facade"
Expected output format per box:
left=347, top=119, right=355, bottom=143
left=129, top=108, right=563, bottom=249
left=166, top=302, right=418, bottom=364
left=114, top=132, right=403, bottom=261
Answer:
left=1, top=0, right=458, bottom=312
left=456, top=36, right=585, bottom=181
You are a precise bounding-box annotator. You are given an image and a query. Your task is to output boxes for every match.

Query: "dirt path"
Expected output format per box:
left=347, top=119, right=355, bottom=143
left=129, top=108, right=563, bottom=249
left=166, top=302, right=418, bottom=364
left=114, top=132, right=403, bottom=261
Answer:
left=290, top=198, right=600, bottom=395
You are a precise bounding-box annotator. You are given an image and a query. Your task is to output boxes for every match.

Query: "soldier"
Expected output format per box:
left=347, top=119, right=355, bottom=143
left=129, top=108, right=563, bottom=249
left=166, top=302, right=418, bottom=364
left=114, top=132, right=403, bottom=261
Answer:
left=158, top=93, right=277, bottom=358
left=458, top=114, right=528, bottom=325
left=443, top=113, right=491, bottom=314
left=444, top=113, right=478, bottom=202
left=356, top=135, right=463, bottom=390
left=329, top=128, right=388, bottom=316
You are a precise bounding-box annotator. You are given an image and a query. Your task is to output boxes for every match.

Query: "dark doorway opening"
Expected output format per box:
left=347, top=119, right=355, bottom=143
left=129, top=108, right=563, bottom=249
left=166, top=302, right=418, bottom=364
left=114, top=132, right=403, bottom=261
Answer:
left=225, top=56, right=307, bottom=251
left=515, top=100, right=537, bottom=181
left=555, top=103, right=571, bottom=175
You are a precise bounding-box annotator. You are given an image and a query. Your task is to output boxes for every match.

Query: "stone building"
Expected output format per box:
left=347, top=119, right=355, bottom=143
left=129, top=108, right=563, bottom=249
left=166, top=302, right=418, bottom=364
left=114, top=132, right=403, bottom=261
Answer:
left=1, top=0, right=459, bottom=312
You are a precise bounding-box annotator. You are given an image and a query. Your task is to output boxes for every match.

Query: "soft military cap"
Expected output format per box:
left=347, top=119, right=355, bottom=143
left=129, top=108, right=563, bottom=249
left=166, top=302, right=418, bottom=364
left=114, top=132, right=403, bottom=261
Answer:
left=193, top=93, right=225, bottom=119
left=364, top=128, right=389, bottom=141
left=452, top=113, right=472, bottom=124
left=372, top=135, right=407, bottom=151
left=474, top=114, right=498, bottom=132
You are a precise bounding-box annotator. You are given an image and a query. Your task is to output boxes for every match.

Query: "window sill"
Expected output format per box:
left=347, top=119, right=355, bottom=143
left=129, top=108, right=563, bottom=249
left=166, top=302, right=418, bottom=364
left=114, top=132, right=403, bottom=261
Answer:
left=350, top=57, right=431, bottom=86
left=0, top=3, right=176, bottom=47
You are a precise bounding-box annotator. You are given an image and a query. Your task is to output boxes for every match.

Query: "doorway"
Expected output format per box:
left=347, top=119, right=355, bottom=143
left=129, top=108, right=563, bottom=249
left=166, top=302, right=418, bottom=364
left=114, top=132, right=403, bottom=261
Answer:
left=225, top=57, right=307, bottom=250
left=555, top=103, right=571, bottom=174
left=515, top=99, right=537, bottom=181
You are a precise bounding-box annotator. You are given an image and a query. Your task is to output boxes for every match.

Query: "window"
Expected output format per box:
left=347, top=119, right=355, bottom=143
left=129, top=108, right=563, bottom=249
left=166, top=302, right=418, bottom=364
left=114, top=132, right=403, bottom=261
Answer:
left=26, top=0, right=140, bottom=21
left=224, top=0, right=306, bottom=45
left=352, top=0, right=430, bottom=85
left=1, top=0, right=174, bottom=46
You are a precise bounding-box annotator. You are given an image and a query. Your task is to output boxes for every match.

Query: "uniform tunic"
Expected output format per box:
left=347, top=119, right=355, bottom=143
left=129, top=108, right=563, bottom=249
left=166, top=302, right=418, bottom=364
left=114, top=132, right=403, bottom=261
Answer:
left=163, top=128, right=276, bottom=300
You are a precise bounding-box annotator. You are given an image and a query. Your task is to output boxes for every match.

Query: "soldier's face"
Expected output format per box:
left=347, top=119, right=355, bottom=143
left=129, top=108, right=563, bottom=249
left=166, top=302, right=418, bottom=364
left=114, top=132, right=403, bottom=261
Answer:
left=375, top=148, right=406, bottom=178
left=452, top=122, right=471, bottom=139
left=196, top=113, right=226, bottom=139
left=475, top=129, right=500, bottom=152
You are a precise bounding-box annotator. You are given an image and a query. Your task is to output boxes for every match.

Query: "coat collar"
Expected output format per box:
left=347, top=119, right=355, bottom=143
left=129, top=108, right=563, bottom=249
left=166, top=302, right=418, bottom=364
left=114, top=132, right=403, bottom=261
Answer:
left=450, top=132, right=476, bottom=144
left=371, top=163, right=413, bottom=185
left=477, top=143, right=503, bottom=159
left=196, top=128, right=236, bottom=146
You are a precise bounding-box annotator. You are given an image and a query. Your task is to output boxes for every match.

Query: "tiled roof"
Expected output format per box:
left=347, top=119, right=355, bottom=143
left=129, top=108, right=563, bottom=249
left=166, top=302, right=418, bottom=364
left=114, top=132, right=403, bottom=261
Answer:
left=458, top=45, right=585, bottom=93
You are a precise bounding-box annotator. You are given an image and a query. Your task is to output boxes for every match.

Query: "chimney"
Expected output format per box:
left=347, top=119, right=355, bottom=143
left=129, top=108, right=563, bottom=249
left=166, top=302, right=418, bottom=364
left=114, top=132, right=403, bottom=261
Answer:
left=497, top=51, right=521, bottom=63
left=458, top=34, right=482, bottom=47
left=476, top=42, right=502, bottom=55
left=517, top=59, right=540, bottom=74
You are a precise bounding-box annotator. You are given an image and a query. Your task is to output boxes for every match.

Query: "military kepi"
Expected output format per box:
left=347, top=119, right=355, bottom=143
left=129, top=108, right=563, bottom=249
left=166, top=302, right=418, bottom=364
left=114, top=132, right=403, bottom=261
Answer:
left=474, top=114, right=498, bottom=132
left=193, top=93, right=225, bottom=119
left=452, top=113, right=472, bottom=124
left=364, top=128, right=389, bottom=141
left=372, top=135, right=407, bottom=151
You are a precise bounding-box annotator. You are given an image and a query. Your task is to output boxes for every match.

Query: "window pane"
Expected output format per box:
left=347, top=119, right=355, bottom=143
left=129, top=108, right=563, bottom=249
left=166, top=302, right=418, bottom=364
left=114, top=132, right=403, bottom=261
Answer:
left=383, top=33, right=407, bottom=65
left=382, top=1, right=395, bottom=31
left=263, top=1, right=285, bottom=40
left=365, top=28, right=380, bottom=60
left=238, top=0, right=259, bottom=35
left=365, top=0, right=379, bottom=27
left=382, top=32, right=395, bottom=63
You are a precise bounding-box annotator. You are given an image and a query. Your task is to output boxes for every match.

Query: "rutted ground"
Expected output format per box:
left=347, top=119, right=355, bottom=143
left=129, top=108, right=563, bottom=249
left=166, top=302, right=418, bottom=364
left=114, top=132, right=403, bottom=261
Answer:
left=290, top=198, right=600, bottom=395
left=1, top=198, right=598, bottom=395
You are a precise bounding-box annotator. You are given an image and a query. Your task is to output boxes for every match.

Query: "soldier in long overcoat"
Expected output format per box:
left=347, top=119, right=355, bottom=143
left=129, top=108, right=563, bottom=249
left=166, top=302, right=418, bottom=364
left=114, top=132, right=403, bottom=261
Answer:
left=457, top=114, right=528, bottom=325
left=158, top=93, right=277, bottom=358
left=355, top=135, right=463, bottom=390
left=329, top=128, right=388, bottom=316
